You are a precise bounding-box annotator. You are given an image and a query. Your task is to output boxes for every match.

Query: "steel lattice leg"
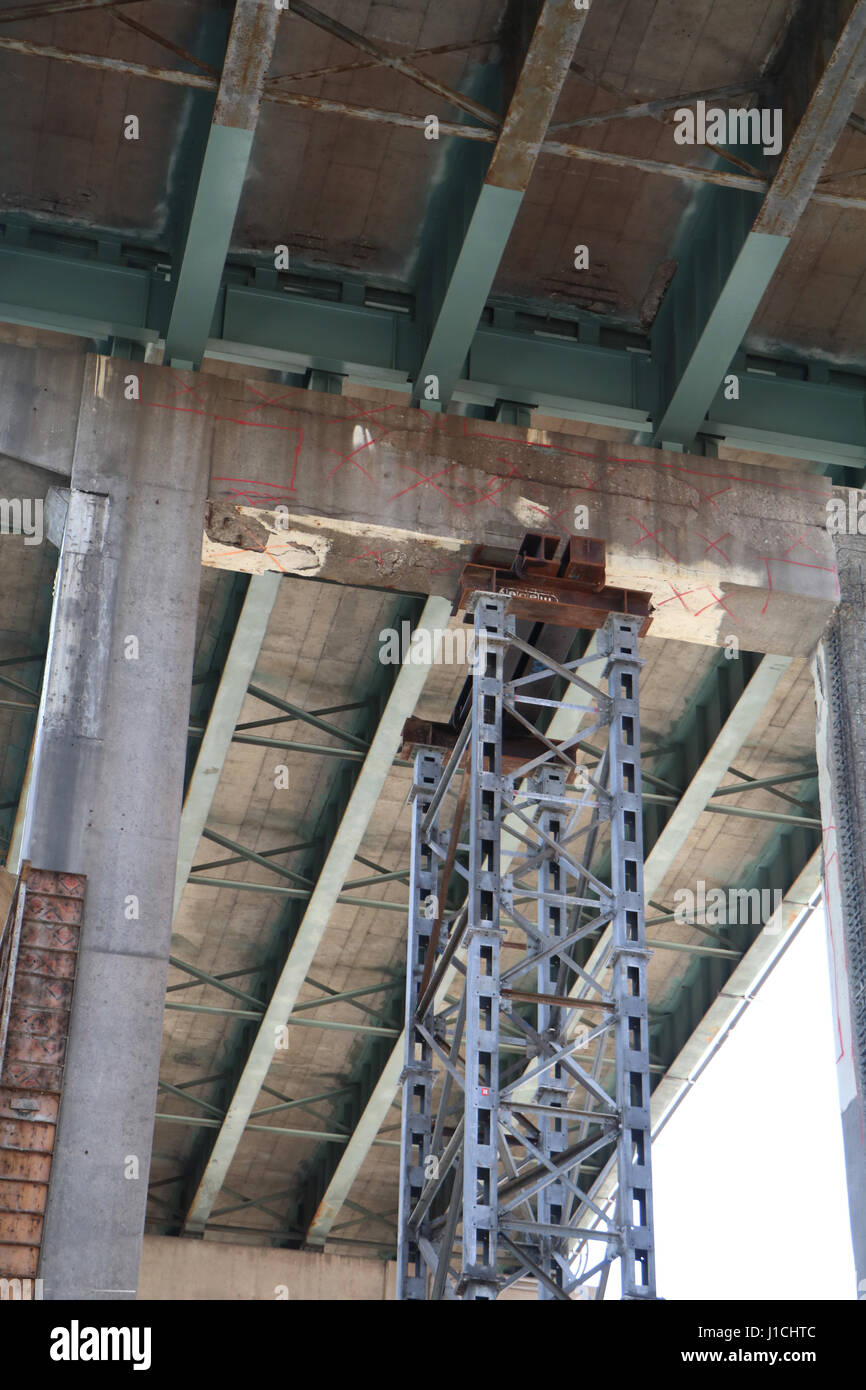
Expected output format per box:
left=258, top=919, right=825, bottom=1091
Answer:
left=398, top=599, right=656, bottom=1300
left=461, top=596, right=511, bottom=1299
left=397, top=749, right=442, bottom=1299
left=606, top=614, right=656, bottom=1298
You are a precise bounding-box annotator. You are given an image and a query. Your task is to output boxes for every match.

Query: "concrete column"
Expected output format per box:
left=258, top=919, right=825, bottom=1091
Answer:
left=25, top=358, right=209, bottom=1300
left=813, top=530, right=866, bottom=1297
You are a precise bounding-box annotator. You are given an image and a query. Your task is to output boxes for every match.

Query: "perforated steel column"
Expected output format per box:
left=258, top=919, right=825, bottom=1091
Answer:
left=605, top=613, right=656, bottom=1299
left=397, top=749, right=442, bottom=1299
left=461, top=597, right=511, bottom=1299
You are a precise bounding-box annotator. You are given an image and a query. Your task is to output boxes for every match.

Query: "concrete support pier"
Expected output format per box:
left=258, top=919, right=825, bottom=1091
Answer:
left=814, top=531, right=866, bottom=1296
left=22, top=358, right=210, bottom=1299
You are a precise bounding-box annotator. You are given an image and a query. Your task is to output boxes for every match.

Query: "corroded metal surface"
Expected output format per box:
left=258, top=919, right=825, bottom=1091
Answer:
left=486, top=0, right=589, bottom=192
left=214, top=0, right=280, bottom=133
left=0, top=869, right=85, bottom=1291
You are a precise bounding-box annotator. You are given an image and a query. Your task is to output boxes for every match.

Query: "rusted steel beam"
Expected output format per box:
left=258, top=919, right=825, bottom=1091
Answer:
left=485, top=0, right=590, bottom=193
left=0, top=0, right=142, bottom=20
left=213, top=0, right=279, bottom=133
left=267, top=35, right=495, bottom=87
left=413, top=0, right=591, bottom=406
left=112, top=10, right=219, bottom=78
left=1, top=33, right=865, bottom=211
left=163, top=0, right=280, bottom=365
left=0, top=869, right=85, bottom=1287
left=653, top=0, right=866, bottom=450
left=0, top=34, right=217, bottom=89
left=502, top=987, right=615, bottom=1012
left=287, top=0, right=501, bottom=127
left=455, top=534, right=653, bottom=633
left=756, top=0, right=866, bottom=235
left=549, top=80, right=772, bottom=133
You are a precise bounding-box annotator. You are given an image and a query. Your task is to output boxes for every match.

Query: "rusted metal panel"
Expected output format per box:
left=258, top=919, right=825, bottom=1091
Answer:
left=0, top=1181, right=47, bottom=1215
left=0, top=1151, right=51, bottom=1184
left=0, top=1119, right=56, bottom=1154
left=9, top=1005, right=68, bottom=1039
left=9, top=975, right=73, bottom=1010
left=2, top=1062, right=64, bottom=1091
left=0, top=1243, right=38, bottom=1277
left=0, top=1212, right=42, bottom=1245
left=214, top=0, right=280, bottom=133
left=486, top=0, right=590, bottom=193
left=1, top=868, right=82, bottom=1282
left=27, top=871, right=85, bottom=900
left=0, top=1091, right=58, bottom=1124
left=21, top=921, right=79, bottom=953
left=5, top=1034, right=66, bottom=1068
left=16, top=945, right=77, bottom=978
left=24, top=893, right=84, bottom=925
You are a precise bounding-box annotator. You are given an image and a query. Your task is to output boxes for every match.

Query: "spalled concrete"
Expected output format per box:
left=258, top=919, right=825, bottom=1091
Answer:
left=20, top=352, right=838, bottom=656
left=0, top=347, right=845, bottom=655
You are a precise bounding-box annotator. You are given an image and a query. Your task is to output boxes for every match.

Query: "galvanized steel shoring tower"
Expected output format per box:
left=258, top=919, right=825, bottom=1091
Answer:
left=397, top=595, right=656, bottom=1300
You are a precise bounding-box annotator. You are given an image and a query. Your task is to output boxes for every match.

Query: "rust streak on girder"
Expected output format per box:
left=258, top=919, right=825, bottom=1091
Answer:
left=1, top=33, right=866, bottom=210
left=214, top=0, right=280, bottom=133
left=0, top=34, right=218, bottom=89
left=486, top=0, right=590, bottom=192
left=756, top=0, right=866, bottom=235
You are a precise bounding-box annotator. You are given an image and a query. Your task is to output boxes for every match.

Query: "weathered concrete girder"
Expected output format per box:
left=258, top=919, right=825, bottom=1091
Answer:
left=3, top=351, right=841, bottom=656
left=152, top=363, right=835, bottom=656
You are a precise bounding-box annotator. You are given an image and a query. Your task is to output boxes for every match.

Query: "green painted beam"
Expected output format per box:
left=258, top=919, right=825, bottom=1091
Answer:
left=164, top=0, right=279, bottom=367
left=412, top=0, right=589, bottom=408
left=654, top=229, right=787, bottom=449
left=414, top=185, right=522, bottom=408
left=653, top=0, right=866, bottom=450
left=1, top=228, right=865, bottom=470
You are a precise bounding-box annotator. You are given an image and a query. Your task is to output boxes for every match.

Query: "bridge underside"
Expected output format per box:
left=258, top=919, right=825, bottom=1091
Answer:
left=0, top=0, right=864, bottom=1301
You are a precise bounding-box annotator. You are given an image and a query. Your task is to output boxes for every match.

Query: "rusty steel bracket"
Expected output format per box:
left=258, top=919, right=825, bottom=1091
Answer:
left=454, top=532, right=654, bottom=634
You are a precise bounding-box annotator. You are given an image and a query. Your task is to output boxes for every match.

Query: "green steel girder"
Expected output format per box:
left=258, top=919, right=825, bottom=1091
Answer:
left=649, top=806, right=819, bottom=1068
left=0, top=225, right=863, bottom=472
left=163, top=0, right=280, bottom=367
left=184, top=572, right=249, bottom=793
left=411, top=0, right=589, bottom=408
left=650, top=176, right=786, bottom=449
left=172, top=593, right=425, bottom=1232
left=291, top=980, right=405, bottom=1242
left=651, top=0, right=866, bottom=451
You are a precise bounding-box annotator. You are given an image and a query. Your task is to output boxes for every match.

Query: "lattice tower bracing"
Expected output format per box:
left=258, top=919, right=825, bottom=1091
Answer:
left=397, top=596, right=656, bottom=1300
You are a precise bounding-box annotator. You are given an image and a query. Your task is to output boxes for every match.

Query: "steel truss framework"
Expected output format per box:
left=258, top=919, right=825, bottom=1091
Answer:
left=397, top=596, right=655, bottom=1300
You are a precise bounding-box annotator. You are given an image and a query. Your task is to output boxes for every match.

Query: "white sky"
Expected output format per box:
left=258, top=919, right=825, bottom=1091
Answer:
left=649, top=903, right=856, bottom=1300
